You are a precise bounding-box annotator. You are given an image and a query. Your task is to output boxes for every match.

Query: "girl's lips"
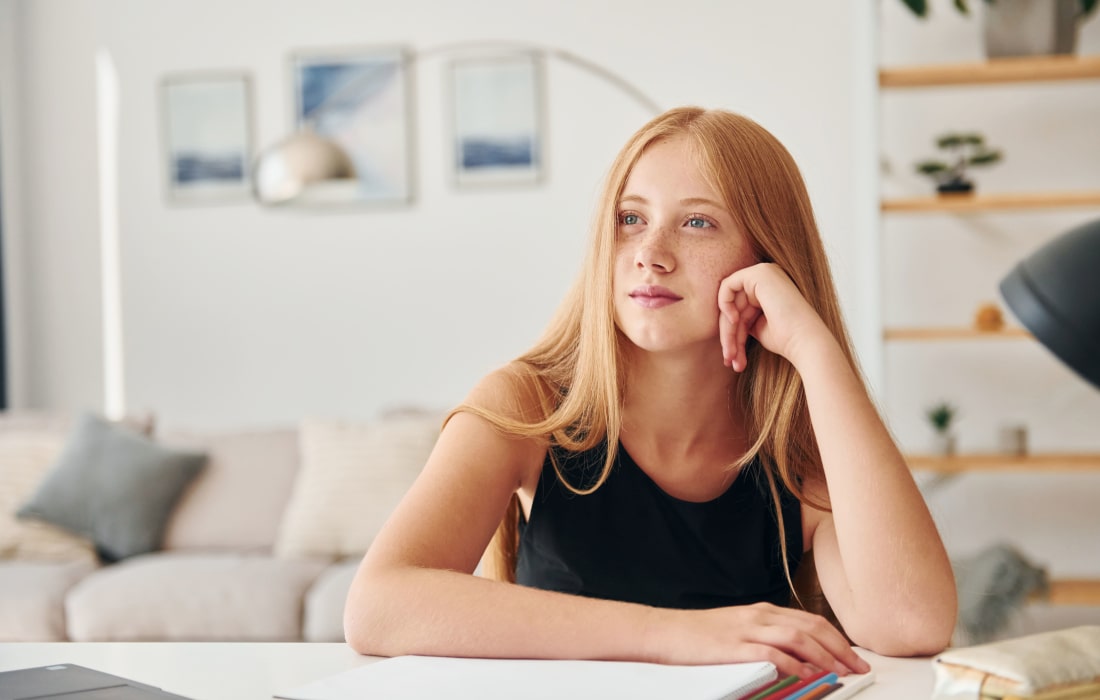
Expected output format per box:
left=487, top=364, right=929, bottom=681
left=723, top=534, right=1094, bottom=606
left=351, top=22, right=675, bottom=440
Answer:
left=629, top=285, right=682, bottom=309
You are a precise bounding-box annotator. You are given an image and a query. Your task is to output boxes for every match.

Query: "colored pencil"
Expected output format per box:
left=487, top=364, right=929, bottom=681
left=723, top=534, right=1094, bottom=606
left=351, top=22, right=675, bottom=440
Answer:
left=759, top=670, right=831, bottom=700
left=744, top=675, right=799, bottom=700
left=786, top=673, right=840, bottom=700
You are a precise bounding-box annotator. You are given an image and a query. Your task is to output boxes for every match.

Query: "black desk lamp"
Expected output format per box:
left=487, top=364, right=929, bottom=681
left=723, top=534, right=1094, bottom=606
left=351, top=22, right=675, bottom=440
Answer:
left=999, top=218, right=1100, bottom=390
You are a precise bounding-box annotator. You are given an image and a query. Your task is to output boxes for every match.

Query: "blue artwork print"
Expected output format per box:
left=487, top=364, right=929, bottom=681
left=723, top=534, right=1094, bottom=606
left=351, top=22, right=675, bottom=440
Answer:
left=452, top=55, right=542, bottom=187
left=295, top=48, right=411, bottom=203
left=461, top=136, right=534, bottom=169
left=163, top=74, right=251, bottom=203
left=174, top=154, right=244, bottom=183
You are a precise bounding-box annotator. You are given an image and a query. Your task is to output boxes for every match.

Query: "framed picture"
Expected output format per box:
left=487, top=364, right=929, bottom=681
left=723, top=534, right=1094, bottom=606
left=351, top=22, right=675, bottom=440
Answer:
left=291, top=45, right=413, bottom=205
left=450, top=53, right=543, bottom=188
left=160, top=73, right=253, bottom=204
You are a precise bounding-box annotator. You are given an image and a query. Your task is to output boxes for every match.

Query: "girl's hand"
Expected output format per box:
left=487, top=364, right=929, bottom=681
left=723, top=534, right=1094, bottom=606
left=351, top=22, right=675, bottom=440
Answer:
left=653, top=603, right=871, bottom=678
left=717, top=263, right=832, bottom=372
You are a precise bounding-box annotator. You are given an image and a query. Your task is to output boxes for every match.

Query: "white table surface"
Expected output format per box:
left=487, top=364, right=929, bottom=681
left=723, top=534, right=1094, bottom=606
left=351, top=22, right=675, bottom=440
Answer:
left=0, top=643, right=935, bottom=700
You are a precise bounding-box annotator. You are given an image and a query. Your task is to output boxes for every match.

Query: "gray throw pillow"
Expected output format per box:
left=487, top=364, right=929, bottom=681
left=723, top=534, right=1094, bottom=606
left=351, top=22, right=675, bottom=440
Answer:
left=17, top=412, right=207, bottom=562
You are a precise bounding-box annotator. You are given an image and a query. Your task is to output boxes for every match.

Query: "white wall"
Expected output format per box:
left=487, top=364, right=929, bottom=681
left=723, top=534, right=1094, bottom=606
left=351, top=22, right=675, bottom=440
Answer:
left=4, top=0, right=104, bottom=414
left=5, top=0, right=877, bottom=431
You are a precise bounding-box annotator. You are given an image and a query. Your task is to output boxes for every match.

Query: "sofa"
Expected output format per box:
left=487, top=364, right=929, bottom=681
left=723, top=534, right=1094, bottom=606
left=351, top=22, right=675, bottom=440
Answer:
left=0, top=408, right=444, bottom=642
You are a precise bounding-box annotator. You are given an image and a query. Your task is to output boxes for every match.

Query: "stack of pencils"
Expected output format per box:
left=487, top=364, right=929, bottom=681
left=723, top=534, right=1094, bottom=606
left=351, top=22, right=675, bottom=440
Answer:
left=743, top=669, right=845, bottom=700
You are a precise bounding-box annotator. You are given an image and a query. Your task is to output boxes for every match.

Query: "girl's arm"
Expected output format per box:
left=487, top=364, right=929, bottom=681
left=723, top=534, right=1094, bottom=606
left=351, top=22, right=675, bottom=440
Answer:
left=343, top=365, right=868, bottom=677
left=719, top=264, right=957, bottom=656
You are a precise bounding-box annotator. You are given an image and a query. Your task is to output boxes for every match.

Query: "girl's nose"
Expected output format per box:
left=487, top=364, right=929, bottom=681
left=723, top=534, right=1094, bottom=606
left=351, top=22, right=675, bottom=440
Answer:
left=634, top=227, right=675, bottom=273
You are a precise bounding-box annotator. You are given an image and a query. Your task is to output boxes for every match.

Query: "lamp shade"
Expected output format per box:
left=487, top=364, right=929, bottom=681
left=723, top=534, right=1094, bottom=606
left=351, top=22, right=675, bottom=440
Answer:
left=252, top=130, right=356, bottom=205
left=999, top=218, right=1100, bottom=390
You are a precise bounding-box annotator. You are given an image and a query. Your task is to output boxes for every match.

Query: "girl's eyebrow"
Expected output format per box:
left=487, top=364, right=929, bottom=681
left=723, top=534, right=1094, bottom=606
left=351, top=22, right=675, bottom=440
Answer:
left=617, top=195, right=724, bottom=209
left=679, top=197, right=724, bottom=209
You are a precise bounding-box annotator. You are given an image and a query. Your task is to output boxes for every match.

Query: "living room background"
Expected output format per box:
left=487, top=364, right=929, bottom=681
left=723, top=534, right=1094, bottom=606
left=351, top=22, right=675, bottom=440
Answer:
left=0, top=0, right=879, bottom=430
left=2, top=0, right=1100, bottom=603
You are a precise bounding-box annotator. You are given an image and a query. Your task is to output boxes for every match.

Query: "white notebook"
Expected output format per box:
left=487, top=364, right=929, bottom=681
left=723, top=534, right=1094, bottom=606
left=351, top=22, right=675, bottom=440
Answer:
left=274, top=655, right=779, bottom=700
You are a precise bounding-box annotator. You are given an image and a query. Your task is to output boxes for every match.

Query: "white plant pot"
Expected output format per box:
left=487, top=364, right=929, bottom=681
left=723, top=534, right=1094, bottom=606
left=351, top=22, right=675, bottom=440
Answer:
left=932, top=432, right=957, bottom=457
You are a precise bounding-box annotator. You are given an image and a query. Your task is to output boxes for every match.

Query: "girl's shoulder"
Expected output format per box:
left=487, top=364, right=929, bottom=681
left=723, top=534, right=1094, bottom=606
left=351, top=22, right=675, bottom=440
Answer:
left=464, top=361, right=560, bottom=424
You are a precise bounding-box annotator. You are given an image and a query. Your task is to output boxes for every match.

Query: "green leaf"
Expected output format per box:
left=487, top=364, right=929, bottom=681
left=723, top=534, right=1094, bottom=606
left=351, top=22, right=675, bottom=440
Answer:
left=916, top=161, right=949, bottom=175
left=937, top=134, right=966, bottom=149
left=1082, top=0, right=1097, bottom=15
left=954, top=0, right=970, bottom=14
left=926, top=403, right=958, bottom=430
left=937, top=133, right=985, bottom=149
left=901, top=0, right=929, bottom=17
left=969, top=149, right=1003, bottom=166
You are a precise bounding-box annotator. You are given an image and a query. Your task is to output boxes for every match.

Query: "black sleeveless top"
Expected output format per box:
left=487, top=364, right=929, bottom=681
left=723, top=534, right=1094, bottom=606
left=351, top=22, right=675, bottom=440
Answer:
left=516, top=441, right=803, bottom=610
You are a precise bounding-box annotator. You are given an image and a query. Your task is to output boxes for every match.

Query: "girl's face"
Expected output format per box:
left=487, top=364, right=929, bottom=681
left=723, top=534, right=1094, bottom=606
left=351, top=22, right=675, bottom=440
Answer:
left=613, top=136, right=755, bottom=358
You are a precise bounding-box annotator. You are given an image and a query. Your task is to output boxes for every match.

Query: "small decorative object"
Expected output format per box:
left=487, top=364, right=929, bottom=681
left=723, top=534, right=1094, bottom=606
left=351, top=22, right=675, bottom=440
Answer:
left=450, top=53, right=543, bottom=188
left=926, top=401, right=959, bottom=456
left=999, top=424, right=1029, bottom=456
left=915, top=132, right=1003, bottom=195
left=973, top=302, right=1006, bottom=332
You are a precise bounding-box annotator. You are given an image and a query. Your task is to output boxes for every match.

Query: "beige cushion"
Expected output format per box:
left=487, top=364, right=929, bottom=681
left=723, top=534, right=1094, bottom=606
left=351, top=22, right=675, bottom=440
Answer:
left=274, top=415, right=440, bottom=559
left=161, top=428, right=300, bottom=552
left=303, top=558, right=360, bottom=642
left=0, top=427, right=97, bottom=562
left=64, top=551, right=329, bottom=641
left=0, top=559, right=98, bottom=640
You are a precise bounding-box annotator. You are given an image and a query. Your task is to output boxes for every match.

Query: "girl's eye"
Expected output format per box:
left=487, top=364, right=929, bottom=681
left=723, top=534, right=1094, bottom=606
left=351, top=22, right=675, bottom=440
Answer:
left=687, top=216, right=713, bottom=229
left=620, top=213, right=641, bottom=226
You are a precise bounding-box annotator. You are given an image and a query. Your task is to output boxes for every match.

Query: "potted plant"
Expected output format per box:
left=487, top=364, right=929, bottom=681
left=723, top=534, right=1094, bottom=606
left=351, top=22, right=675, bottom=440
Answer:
left=915, top=132, right=1002, bottom=194
left=898, top=0, right=1098, bottom=58
left=899, top=0, right=1096, bottom=17
left=926, top=401, right=959, bottom=456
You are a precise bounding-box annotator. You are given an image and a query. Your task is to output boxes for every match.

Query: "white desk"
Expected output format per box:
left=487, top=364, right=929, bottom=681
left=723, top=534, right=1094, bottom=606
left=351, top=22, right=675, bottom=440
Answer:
left=0, top=643, right=934, bottom=700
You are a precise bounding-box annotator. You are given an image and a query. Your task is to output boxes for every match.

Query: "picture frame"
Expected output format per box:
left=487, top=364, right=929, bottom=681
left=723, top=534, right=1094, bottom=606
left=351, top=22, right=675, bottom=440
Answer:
left=291, top=45, right=414, bottom=205
left=450, top=53, right=544, bottom=188
left=160, top=72, right=253, bottom=204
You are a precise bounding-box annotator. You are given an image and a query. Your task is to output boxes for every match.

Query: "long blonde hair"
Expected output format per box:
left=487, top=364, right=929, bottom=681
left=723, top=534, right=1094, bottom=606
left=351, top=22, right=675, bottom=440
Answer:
left=460, top=107, right=864, bottom=613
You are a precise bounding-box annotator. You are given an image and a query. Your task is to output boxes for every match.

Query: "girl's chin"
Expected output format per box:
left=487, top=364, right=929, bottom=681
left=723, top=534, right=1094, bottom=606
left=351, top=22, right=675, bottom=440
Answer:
left=620, top=334, right=722, bottom=358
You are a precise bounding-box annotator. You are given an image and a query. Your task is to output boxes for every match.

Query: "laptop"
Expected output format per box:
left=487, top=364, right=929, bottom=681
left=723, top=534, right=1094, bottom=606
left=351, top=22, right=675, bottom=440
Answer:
left=0, top=664, right=193, bottom=700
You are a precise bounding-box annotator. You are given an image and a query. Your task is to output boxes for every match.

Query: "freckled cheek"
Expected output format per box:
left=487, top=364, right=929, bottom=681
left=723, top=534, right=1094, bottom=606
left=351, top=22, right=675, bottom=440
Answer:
left=690, top=251, right=747, bottom=293
left=612, top=249, right=635, bottom=294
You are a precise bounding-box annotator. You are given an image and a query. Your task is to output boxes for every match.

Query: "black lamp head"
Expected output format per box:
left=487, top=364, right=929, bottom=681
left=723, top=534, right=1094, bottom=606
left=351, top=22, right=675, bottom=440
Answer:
left=999, top=218, right=1100, bottom=391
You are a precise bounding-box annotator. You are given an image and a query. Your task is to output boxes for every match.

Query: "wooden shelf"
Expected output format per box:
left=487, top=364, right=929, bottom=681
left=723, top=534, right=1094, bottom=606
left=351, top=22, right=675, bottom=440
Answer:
left=880, top=55, right=1100, bottom=88
left=907, top=453, right=1100, bottom=473
left=882, top=191, right=1100, bottom=213
left=885, top=327, right=1032, bottom=341
left=1040, top=579, right=1100, bottom=606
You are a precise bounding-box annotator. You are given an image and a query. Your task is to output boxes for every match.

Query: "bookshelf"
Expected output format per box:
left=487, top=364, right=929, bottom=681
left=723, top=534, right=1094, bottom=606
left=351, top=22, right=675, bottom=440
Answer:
left=906, top=453, right=1100, bottom=473
left=879, top=54, right=1100, bottom=88
left=884, top=327, right=1032, bottom=341
left=882, top=191, right=1100, bottom=213
left=880, top=55, right=1100, bottom=606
